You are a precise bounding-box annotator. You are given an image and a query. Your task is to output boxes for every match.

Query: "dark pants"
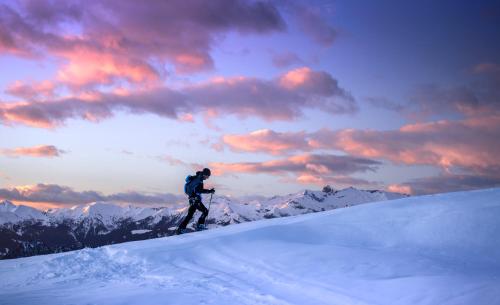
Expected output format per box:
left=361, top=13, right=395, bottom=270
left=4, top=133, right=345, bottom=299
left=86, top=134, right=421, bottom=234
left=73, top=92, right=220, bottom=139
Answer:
left=178, top=195, right=208, bottom=230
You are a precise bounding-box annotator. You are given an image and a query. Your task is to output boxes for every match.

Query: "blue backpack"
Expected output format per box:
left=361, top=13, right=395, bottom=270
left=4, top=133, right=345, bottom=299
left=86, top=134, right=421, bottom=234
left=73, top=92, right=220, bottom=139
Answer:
left=184, top=175, right=198, bottom=195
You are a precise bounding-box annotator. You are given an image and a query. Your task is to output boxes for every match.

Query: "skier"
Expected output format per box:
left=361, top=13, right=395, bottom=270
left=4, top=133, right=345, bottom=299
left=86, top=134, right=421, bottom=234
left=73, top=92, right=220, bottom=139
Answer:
left=176, top=168, right=215, bottom=234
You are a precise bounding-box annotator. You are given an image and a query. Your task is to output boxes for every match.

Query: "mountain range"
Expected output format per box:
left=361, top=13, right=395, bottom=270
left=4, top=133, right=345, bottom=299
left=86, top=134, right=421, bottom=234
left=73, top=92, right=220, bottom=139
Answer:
left=0, top=186, right=407, bottom=259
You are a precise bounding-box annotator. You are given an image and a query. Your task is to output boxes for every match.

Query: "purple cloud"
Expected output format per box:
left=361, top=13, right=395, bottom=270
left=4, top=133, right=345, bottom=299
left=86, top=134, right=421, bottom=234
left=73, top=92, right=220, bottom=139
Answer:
left=271, top=51, right=304, bottom=68
left=219, top=113, right=500, bottom=194
left=222, top=129, right=310, bottom=155
left=210, top=153, right=381, bottom=187
left=390, top=173, right=500, bottom=195
left=1, top=145, right=66, bottom=158
left=365, top=96, right=404, bottom=112
left=370, top=64, right=500, bottom=120
left=5, top=80, right=56, bottom=99
left=292, top=4, right=337, bottom=46
left=221, top=115, right=500, bottom=176
left=0, top=67, right=356, bottom=127
left=1, top=0, right=286, bottom=86
left=0, top=183, right=184, bottom=207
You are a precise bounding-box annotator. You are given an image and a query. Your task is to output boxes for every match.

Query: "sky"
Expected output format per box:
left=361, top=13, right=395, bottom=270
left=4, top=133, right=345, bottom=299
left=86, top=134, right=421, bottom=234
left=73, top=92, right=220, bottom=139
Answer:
left=1, top=0, right=500, bottom=209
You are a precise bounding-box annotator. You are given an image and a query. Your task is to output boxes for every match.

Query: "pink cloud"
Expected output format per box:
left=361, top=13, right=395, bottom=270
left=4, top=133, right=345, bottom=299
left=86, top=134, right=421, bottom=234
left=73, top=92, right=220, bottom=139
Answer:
left=324, top=116, right=500, bottom=174
left=178, top=113, right=194, bottom=123
left=5, top=80, right=56, bottom=100
left=210, top=154, right=380, bottom=175
left=0, top=67, right=355, bottom=128
left=223, top=129, right=309, bottom=155
left=210, top=153, right=381, bottom=187
left=296, top=174, right=324, bottom=185
left=0, top=183, right=184, bottom=207
left=222, top=115, right=500, bottom=175
left=0, top=97, right=114, bottom=128
left=387, top=184, right=412, bottom=195
left=55, top=49, right=160, bottom=88
left=221, top=128, right=319, bottom=155
left=1, top=145, right=65, bottom=158
left=218, top=114, right=500, bottom=192
left=189, top=68, right=356, bottom=120
left=173, top=53, right=213, bottom=74
left=1, top=0, right=286, bottom=88
left=292, top=174, right=376, bottom=187
left=278, top=67, right=341, bottom=95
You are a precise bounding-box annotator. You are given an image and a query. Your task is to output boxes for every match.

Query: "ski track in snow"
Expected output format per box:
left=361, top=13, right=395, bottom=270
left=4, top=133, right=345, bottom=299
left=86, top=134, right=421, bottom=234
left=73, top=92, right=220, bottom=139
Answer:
left=1, top=188, right=500, bottom=305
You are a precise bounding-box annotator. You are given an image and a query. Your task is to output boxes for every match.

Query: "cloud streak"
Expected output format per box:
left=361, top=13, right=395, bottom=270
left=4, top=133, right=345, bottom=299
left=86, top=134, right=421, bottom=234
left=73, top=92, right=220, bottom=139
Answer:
left=0, top=184, right=184, bottom=207
left=389, top=173, right=500, bottom=195
left=210, top=153, right=381, bottom=187
left=1, top=145, right=66, bottom=157
left=5, top=80, right=56, bottom=100
left=0, top=67, right=356, bottom=128
left=223, top=129, right=310, bottom=155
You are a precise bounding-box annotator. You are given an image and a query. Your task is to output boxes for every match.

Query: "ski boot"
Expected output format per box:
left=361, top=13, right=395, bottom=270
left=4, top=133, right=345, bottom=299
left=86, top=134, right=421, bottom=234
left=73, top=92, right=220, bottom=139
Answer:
left=176, top=228, right=188, bottom=235
left=195, top=224, right=207, bottom=231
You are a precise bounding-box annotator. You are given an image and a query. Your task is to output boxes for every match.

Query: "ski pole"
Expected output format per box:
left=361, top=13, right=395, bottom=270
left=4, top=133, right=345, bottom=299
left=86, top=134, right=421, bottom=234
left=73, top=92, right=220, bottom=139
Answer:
left=208, top=193, right=213, bottom=212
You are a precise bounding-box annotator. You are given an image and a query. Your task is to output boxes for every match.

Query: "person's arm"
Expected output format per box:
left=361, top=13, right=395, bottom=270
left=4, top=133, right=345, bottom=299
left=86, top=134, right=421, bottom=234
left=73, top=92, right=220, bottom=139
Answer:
left=198, top=182, right=215, bottom=194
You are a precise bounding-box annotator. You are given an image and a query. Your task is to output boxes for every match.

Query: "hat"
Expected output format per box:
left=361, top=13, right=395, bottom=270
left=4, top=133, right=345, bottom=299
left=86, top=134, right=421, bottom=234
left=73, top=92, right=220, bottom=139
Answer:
left=202, top=168, right=211, bottom=176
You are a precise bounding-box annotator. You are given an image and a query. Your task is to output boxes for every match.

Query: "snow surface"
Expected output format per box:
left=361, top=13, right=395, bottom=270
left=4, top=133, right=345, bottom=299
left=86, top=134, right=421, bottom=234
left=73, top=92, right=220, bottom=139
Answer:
left=131, top=229, right=152, bottom=235
left=1, top=188, right=499, bottom=305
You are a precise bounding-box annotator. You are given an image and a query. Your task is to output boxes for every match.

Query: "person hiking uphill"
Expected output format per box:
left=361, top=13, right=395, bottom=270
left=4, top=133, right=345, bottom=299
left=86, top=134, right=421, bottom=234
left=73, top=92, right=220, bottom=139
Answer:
left=176, top=168, right=215, bottom=234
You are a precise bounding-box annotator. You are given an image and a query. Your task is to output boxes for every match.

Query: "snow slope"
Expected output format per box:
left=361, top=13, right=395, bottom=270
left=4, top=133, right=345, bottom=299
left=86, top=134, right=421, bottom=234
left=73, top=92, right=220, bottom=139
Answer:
left=1, top=188, right=499, bottom=305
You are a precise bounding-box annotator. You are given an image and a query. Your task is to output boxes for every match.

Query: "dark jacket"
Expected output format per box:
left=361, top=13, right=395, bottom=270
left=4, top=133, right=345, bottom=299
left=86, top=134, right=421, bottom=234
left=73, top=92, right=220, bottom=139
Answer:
left=187, top=172, right=212, bottom=197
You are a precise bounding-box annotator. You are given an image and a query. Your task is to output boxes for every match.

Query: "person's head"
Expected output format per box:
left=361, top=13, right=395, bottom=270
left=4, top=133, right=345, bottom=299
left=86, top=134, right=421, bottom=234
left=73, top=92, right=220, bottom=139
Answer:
left=201, top=167, right=211, bottom=180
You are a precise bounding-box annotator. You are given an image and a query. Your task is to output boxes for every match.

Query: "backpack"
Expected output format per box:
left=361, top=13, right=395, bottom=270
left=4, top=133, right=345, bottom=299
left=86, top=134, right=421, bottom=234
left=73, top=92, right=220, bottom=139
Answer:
left=184, top=175, right=197, bottom=195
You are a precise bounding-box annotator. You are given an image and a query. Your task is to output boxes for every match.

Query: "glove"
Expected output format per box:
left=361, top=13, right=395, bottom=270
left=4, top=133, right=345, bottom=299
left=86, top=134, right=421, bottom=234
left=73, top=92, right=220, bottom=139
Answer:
left=209, top=188, right=215, bottom=194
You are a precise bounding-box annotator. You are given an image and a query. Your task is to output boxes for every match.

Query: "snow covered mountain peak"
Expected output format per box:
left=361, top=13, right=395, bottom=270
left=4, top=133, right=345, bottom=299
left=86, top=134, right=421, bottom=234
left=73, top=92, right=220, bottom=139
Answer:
left=0, top=200, right=16, bottom=212
left=0, top=200, right=47, bottom=225
left=82, top=201, right=123, bottom=216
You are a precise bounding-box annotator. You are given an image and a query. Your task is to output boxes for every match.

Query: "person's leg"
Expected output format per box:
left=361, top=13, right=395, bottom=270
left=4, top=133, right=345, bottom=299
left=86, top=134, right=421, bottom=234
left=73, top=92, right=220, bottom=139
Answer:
left=178, top=202, right=197, bottom=230
left=196, top=202, right=209, bottom=225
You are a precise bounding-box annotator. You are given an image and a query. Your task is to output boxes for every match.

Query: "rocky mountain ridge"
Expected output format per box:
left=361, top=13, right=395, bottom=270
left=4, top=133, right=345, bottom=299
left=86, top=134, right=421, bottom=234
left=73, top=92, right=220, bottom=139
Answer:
left=0, top=186, right=407, bottom=259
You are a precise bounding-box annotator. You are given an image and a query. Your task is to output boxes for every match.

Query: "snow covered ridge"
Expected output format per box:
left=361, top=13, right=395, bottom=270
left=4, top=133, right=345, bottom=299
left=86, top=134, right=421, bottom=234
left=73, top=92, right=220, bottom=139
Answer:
left=0, top=188, right=498, bottom=305
left=0, top=187, right=405, bottom=225
left=0, top=187, right=406, bottom=259
left=0, top=200, right=173, bottom=226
